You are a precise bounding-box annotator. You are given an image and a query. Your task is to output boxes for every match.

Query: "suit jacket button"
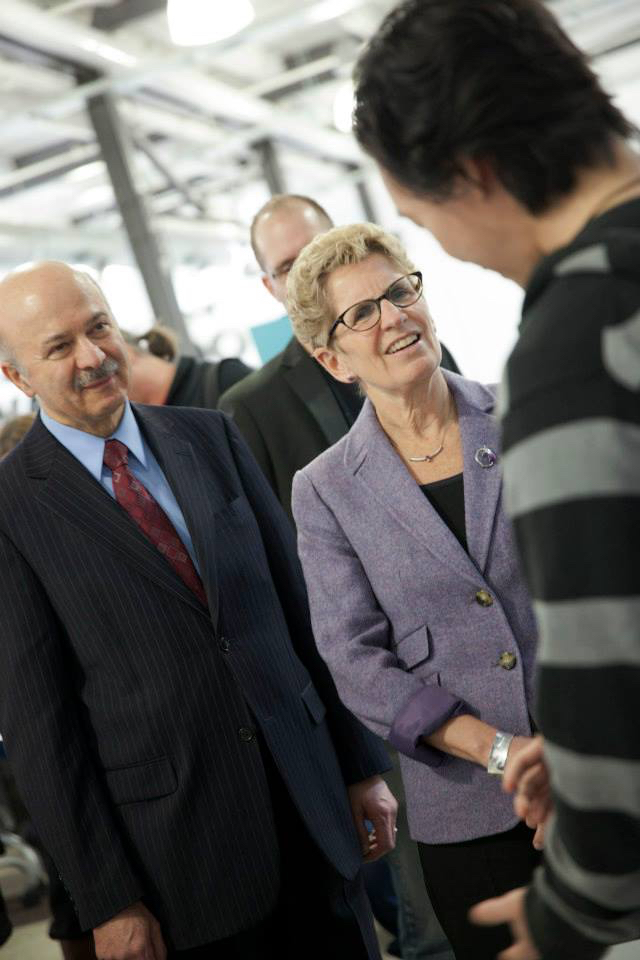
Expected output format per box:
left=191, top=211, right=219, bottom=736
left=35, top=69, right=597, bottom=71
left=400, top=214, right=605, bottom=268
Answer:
left=239, top=727, right=255, bottom=742
left=219, top=637, right=230, bottom=653
left=475, top=589, right=494, bottom=607
left=498, top=652, right=517, bottom=670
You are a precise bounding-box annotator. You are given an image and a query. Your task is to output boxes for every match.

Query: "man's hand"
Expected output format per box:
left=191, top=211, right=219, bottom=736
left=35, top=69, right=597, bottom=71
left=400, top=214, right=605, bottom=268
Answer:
left=470, top=887, right=540, bottom=960
left=503, top=735, right=552, bottom=850
left=347, top=775, right=397, bottom=862
left=93, top=901, right=166, bottom=960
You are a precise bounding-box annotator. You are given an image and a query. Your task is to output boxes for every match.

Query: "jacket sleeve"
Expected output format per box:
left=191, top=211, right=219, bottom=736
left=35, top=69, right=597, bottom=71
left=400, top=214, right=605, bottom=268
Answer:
left=220, top=414, right=389, bottom=785
left=291, top=470, right=467, bottom=767
left=0, top=531, right=145, bottom=930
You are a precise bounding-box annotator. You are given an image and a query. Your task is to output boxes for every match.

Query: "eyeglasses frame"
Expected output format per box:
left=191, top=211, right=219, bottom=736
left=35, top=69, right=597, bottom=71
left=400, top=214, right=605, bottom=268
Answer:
left=326, top=271, right=423, bottom=344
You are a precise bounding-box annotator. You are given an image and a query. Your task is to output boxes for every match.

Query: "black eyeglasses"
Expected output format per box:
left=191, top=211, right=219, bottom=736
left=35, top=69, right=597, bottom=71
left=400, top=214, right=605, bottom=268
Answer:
left=327, top=272, right=423, bottom=342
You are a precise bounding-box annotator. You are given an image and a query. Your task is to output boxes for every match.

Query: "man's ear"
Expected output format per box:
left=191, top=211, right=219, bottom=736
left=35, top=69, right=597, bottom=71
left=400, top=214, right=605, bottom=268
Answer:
left=261, top=273, right=276, bottom=299
left=1, top=362, right=35, bottom=398
left=312, top=345, right=355, bottom=384
left=458, top=156, right=498, bottom=197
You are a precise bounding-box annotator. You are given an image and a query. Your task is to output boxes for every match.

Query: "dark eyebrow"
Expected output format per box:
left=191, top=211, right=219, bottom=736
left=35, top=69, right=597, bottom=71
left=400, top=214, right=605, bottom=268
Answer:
left=42, top=312, right=108, bottom=347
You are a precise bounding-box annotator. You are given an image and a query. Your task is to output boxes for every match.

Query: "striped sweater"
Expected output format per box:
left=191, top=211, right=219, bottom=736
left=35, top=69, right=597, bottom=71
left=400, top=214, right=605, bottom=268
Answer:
left=501, top=198, right=640, bottom=959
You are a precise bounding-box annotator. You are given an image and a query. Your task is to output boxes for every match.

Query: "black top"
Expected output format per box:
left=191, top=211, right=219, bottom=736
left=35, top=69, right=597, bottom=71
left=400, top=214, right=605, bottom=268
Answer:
left=420, top=472, right=467, bottom=551
left=167, top=356, right=252, bottom=409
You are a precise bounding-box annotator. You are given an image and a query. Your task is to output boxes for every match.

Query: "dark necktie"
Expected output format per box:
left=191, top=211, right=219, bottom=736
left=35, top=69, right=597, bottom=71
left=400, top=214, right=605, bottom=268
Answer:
left=103, top=438, right=208, bottom=608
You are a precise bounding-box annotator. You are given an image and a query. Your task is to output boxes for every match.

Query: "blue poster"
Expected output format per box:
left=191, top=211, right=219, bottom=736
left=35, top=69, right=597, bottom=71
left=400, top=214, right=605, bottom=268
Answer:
left=250, top=315, right=292, bottom=364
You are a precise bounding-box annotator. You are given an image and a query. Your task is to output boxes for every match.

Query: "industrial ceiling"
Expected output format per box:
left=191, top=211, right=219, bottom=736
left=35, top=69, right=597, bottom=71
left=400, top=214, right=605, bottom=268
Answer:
left=0, top=0, right=639, bottom=414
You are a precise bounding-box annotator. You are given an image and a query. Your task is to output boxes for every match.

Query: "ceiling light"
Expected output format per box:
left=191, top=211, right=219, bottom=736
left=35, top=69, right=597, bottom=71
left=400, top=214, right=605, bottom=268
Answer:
left=167, top=0, right=255, bottom=47
left=309, top=0, right=361, bottom=25
left=65, top=161, right=105, bottom=184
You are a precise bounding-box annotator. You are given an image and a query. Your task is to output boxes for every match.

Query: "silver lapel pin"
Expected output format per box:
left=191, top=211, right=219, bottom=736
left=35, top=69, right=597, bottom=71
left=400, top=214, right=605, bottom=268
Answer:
left=474, top=446, right=497, bottom=468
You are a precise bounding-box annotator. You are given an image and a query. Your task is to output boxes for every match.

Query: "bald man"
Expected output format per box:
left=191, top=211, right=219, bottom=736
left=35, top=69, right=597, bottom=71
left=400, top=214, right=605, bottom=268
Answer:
left=0, top=262, right=395, bottom=960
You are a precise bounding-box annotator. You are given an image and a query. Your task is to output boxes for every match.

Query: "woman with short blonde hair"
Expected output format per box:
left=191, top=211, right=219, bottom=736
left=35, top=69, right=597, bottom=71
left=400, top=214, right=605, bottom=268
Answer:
left=289, top=223, right=541, bottom=960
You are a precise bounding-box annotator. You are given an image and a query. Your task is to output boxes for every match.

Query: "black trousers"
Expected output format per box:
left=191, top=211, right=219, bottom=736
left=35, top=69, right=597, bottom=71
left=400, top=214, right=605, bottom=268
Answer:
left=170, top=743, right=379, bottom=960
left=418, top=821, right=541, bottom=960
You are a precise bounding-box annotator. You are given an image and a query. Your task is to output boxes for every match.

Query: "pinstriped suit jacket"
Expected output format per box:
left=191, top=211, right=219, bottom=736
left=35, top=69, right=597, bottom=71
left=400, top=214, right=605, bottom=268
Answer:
left=0, top=405, right=387, bottom=950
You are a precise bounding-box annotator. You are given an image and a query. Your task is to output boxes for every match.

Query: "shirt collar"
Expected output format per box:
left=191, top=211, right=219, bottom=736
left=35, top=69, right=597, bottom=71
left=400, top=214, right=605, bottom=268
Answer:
left=40, top=401, right=147, bottom=482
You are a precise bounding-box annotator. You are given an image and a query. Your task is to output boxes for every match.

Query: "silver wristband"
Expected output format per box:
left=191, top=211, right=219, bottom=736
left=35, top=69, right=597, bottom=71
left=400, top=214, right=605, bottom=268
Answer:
left=487, top=731, right=514, bottom=776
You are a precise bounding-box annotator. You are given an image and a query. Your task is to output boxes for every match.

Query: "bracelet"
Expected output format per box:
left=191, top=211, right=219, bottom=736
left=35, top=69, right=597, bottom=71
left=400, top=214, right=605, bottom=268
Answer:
left=487, top=731, right=514, bottom=776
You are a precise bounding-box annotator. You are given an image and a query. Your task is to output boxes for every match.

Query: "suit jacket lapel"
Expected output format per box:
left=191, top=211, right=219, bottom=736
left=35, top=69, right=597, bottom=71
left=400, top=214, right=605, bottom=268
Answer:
left=346, top=374, right=501, bottom=581
left=349, top=403, right=478, bottom=582
left=454, top=379, right=503, bottom=573
left=281, top=337, right=349, bottom=446
left=26, top=416, right=211, bottom=619
left=135, top=407, right=220, bottom=623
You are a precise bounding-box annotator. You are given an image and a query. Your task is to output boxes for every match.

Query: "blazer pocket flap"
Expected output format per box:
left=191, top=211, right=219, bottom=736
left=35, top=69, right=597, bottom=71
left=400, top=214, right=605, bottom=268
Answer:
left=301, top=681, right=327, bottom=724
left=395, top=625, right=430, bottom=670
left=105, top=756, right=177, bottom=805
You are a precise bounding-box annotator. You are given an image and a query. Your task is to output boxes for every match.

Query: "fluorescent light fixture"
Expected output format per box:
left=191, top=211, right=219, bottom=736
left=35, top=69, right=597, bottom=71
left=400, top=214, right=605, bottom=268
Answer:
left=309, top=0, right=360, bottom=25
left=333, top=81, right=355, bottom=133
left=167, top=0, right=255, bottom=47
left=66, top=161, right=105, bottom=184
left=78, top=38, right=137, bottom=67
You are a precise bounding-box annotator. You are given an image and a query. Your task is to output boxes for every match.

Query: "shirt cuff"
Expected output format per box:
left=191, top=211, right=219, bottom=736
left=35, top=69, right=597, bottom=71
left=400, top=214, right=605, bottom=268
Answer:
left=525, top=881, right=607, bottom=960
left=388, top=683, right=467, bottom=766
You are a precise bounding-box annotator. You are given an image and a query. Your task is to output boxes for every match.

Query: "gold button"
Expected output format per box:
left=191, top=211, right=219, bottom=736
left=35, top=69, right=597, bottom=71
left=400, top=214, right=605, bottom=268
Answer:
left=475, top=589, right=494, bottom=607
left=498, top=652, right=517, bottom=671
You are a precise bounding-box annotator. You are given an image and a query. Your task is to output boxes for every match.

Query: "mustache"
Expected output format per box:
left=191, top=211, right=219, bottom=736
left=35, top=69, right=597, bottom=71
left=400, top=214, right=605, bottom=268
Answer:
left=74, top=357, right=119, bottom=390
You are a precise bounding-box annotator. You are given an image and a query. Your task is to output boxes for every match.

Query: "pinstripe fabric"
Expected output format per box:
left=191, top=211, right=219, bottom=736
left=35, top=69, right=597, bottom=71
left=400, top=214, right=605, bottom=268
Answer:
left=0, top=404, right=388, bottom=951
left=501, top=201, right=640, bottom=958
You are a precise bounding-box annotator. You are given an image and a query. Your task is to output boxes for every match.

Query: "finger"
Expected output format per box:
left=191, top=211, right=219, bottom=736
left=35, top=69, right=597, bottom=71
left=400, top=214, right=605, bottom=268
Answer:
left=532, top=822, right=546, bottom=850
left=497, top=946, right=528, bottom=960
left=517, top=763, right=548, bottom=799
left=371, top=812, right=395, bottom=855
left=469, top=895, right=510, bottom=927
left=353, top=815, right=371, bottom=857
left=503, top=742, right=544, bottom=793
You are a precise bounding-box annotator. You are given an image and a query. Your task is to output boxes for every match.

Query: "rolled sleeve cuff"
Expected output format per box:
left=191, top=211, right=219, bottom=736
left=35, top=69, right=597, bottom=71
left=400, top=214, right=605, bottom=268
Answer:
left=388, top=683, right=467, bottom=766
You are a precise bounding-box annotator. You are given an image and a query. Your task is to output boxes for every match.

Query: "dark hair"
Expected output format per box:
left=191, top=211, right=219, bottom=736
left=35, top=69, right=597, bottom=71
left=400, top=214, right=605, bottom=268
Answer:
left=354, top=0, right=635, bottom=213
left=250, top=194, right=333, bottom=268
left=0, top=413, right=35, bottom=459
left=122, top=325, right=178, bottom=362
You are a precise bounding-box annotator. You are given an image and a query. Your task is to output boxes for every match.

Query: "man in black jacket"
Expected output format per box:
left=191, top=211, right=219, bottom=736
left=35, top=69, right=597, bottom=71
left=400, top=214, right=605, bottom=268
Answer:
left=0, top=261, right=395, bottom=960
left=219, top=195, right=460, bottom=521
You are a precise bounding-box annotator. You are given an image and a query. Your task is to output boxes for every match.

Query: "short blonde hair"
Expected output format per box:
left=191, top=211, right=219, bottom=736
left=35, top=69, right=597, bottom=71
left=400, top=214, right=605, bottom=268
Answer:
left=287, top=222, right=415, bottom=348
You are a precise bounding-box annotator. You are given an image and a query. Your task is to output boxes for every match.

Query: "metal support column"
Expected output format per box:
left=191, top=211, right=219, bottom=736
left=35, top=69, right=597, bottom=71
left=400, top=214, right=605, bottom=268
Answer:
left=255, top=138, right=286, bottom=196
left=87, top=92, right=194, bottom=352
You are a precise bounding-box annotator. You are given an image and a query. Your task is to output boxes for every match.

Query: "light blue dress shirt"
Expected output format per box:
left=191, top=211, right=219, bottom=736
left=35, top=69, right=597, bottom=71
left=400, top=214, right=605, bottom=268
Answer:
left=40, top=402, right=200, bottom=572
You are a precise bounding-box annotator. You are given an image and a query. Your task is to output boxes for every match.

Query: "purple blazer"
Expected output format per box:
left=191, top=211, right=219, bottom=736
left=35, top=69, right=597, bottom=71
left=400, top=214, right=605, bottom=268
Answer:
left=291, top=372, right=538, bottom=844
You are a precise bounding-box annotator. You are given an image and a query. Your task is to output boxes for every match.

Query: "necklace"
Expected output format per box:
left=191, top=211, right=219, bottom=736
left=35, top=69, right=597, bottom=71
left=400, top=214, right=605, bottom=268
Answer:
left=406, top=396, right=454, bottom=463
left=408, top=443, right=445, bottom=463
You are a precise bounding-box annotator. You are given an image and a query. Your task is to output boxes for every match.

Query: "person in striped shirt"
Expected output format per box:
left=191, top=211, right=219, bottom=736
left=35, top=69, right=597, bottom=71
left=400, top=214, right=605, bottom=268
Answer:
left=350, top=1, right=640, bottom=958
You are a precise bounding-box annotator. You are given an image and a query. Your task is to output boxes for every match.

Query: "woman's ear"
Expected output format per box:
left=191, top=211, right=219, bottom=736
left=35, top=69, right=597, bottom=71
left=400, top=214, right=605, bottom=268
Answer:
left=312, top=344, right=356, bottom=384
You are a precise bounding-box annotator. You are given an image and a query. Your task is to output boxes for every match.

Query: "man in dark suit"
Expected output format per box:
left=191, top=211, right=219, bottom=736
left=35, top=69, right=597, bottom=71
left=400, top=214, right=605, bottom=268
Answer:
left=0, top=262, right=395, bottom=960
left=219, top=195, right=460, bottom=521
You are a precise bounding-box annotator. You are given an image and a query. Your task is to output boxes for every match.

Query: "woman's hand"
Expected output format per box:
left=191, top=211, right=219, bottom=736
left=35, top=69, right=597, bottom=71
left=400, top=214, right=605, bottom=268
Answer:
left=503, top=735, right=552, bottom=849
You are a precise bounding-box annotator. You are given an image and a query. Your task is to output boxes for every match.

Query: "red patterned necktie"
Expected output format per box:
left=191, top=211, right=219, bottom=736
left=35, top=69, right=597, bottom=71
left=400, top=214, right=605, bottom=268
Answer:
left=103, top=438, right=208, bottom=608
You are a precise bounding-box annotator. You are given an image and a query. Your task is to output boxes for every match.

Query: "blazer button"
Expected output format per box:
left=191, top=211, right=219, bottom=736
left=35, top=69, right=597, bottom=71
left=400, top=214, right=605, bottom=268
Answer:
left=475, top=589, right=494, bottom=607
left=498, top=652, right=517, bottom=670
left=238, top=726, right=255, bottom=742
left=219, top=637, right=230, bottom=653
